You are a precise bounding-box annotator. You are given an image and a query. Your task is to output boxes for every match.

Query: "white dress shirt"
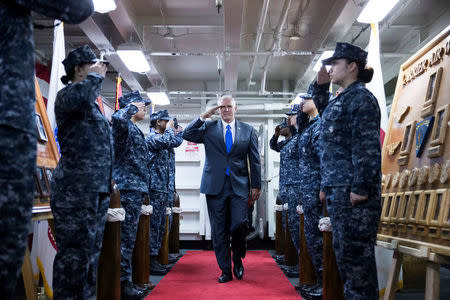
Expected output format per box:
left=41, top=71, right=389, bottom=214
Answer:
left=199, top=115, right=236, bottom=143
left=221, top=119, right=236, bottom=143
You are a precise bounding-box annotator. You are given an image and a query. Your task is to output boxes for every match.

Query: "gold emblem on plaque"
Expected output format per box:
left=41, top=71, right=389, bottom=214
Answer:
left=408, top=168, right=419, bottom=186
left=399, top=169, right=410, bottom=188
left=387, top=141, right=402, bottom=156
left=418, top=166, right=430, bottom=185
left=395, top=106, right=410, bottom=123
left=440, top=160, right=450, bottom=184
left=428, top=163, right=441, bottom=184
left=384, top=173, right=392, bottom=189
left=392, top=171, right=400, bottom=188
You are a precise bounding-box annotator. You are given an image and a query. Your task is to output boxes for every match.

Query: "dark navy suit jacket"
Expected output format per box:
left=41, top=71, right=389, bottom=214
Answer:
left=183, top=117, right=261, bottom=198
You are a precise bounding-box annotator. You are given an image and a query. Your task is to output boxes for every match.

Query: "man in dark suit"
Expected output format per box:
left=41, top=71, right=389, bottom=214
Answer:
left=183, top=96, right=261, bottom=283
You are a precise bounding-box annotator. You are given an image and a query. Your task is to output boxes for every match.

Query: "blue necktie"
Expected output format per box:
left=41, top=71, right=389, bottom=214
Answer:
left=225, top=124, right=233, bottom=175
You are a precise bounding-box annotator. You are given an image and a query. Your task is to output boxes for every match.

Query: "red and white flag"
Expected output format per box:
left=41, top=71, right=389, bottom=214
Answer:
left=366, top=22, right=389, bottom=146
left=115, top=74, right=122, bottom=111
left=47, top=20, right=66, bottom=131
left=30, top=221, right=57, bottom=299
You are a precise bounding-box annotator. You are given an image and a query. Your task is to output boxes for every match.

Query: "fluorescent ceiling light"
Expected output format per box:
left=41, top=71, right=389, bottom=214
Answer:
left=313, top=51, right=334, bottom=72
left=357, top=0, right=400, bottom=23
left=147, top=92, right=170, bottom=106
left=93, top=0, right=116, bottom=14
left=116, top=45, right=151, bottom=73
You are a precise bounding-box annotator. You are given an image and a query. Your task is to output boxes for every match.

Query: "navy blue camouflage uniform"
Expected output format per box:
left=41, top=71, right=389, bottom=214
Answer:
left=270, top=134, right=290, bottom=229
left=112, top=91, right=151, bottom=283
left=298, top=113, right=323, bottom=282
left=270, top=129, right=301, bottom=252
left=0, top=1, right=93, bottom=297
left=50, top=45, right=113, bottom=299
left=0, top=0, right=93, bottom=299
left=147, top=111, right=183, bottom=256
left=313, top=42, right=381, bottom=299
left=167, top=134, right=183, bottom=229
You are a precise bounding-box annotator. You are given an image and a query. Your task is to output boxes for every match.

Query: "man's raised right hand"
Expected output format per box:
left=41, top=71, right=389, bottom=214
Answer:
left=201, top=106, right=220, bottom=120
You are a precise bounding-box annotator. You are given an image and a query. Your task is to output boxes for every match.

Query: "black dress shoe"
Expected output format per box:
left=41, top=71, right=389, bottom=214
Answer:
left=150, top=259, right=168, bottom=275
left=305, top=283, right=322, bottom=298
left=233, top=258, right=244, bottom=280
left=275, top=255, right=285, bottom=264
left=121, top=281, right=147, bottom=299
left=218, top=272, right=233, bottom=283
left=168, top=253, right=179, bottom=264
left=283, top=266, right=299, bottom=278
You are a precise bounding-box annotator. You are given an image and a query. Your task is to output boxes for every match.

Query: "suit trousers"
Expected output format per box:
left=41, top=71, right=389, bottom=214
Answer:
left=206, top=176, right=248, bottom=275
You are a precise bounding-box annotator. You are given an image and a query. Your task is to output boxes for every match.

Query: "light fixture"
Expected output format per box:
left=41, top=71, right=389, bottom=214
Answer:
left=116, top=44, right=151, bottom=73
left=357, top=0, right=400, bottom=23
left=313, top=51, right=334, bottom=72
left=289, top=25, right=301, bottom=41
left=162, top=27, right=175, bottom=40
left=216, top=0, right=223, bottom=14
left=147, top=91, right=170, bottom=106
left=93, top=0, right=116, bottom=14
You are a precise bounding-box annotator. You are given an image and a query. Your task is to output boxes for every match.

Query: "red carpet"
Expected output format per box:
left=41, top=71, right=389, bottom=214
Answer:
left=146, top=250, right=301, bottom=299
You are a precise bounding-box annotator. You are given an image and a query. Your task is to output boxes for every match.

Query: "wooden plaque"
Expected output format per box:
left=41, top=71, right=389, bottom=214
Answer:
left=380, top=26, right=450, bottom=251
left=34, top=78, right=60, bottom=211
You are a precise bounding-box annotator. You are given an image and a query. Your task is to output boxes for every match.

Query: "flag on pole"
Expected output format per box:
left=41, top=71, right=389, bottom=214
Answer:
left=30, top=221, right=57, bottom=299
left=96, top=95, right=105, bottom=115
left=115, top=74, right=122, bottom=111
left=366, top=22, right=389, bottom=146
left=46, top=20, right=66, bottom=131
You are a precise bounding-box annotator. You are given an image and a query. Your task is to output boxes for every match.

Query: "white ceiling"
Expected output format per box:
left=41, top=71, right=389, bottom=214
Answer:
left=33, top=0, right=450, bottom=112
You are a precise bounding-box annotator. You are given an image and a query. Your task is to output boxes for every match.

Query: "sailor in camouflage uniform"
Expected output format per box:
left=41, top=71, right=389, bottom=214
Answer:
left=49, top=45, right=112, bottom=299
left=269, top=116, right=293, bottom=232
left=270, top=105, right=303, bottom=254
left=0, top=2, right=93, bottom=296
left=297, top=87, right=323, bottom=296
left=167, top=125, right=183, bottom=231
left=146, top=110, right=183, bottom=274
left=112, top=91, right=152, bottom=297
left=313, top=42, right=381, bottom=300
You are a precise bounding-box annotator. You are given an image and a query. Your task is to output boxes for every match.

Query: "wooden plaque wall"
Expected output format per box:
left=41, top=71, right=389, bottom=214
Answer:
left=380, top=26, right=450, bottom=255
left=34, top=78, right=60, bottom=211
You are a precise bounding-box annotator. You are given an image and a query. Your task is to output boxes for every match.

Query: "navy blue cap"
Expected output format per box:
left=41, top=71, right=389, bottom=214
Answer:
left=150, top=110, right=171, bottom=123
left=278, top=117, right=288, bottom=128
left=322, top=42, right=367, bottom=65
left=118, top=91, right=151, bottom=109
left=299, top=84, right=314, bottom=99
left=62, top=45, right=108, bottom=73
left=286, top=104, right=300, bottom=115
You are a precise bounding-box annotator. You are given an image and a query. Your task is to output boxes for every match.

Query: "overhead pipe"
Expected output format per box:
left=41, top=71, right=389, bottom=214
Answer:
left=174, top=96, right=292, bottom=101
left=260, top=0, right=292, bottom=95
left=168, top=90, right=295, bottom=96
left=247, top=0, right=271, bottom=87
left=149, top=50, right=313, bottom=56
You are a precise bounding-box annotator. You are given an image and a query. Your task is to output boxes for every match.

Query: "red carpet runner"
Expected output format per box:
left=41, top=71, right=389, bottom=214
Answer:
left=146, top=250, right=301, bottom=299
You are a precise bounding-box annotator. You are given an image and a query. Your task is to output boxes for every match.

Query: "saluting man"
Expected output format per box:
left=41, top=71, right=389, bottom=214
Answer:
left=112, top=91, right=152, bottom=298
left=183, top=95, right=261, bottom=283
